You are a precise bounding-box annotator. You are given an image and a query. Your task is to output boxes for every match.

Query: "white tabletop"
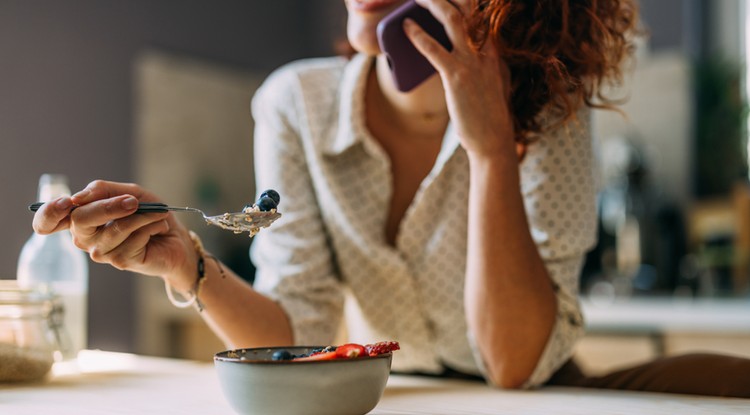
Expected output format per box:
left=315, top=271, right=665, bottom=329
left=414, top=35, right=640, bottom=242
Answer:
left=2, top=350, right=748, bottom=414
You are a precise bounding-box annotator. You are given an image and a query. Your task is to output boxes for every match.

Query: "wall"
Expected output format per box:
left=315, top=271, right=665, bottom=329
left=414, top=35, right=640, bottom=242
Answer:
left=0, top=0, right=343, bottom=353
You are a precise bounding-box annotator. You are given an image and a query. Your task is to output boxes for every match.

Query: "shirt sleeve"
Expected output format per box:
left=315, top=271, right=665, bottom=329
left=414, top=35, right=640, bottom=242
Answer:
left=249, top=68, right=345, bottom=346
left=519, top=108, right=598, bottom=388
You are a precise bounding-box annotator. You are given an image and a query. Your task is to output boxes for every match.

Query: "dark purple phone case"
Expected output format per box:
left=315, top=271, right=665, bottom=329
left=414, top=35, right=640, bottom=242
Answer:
left=376, top=0, right=453, bottom=92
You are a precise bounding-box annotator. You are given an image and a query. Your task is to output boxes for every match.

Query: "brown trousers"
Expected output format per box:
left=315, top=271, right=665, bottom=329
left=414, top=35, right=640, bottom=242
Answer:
left=547, top=353, right=750, bottom=398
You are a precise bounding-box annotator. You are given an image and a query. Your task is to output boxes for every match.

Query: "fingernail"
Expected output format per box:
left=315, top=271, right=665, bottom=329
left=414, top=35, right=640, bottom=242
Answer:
left=122, top=197, right=138, bottom=210
left=55, top=197, right=72, bottom=210
left=73, top=189, right=90, bottom=200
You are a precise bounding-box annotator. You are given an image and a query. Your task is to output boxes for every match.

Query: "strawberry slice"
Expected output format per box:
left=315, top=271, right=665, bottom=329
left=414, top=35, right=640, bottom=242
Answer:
left=364, top=341, right=400, bottom=357
left=291, top=341, right=399, bottom=361
left=294, top=351, right=337, bottom=361
left=335, top=343, right=366, bottom=359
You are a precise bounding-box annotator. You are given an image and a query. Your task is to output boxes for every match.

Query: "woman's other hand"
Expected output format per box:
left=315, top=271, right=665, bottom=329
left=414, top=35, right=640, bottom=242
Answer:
left=32, top=180, right=196, bottom=292
left=404, top=0, right=515, bottom=159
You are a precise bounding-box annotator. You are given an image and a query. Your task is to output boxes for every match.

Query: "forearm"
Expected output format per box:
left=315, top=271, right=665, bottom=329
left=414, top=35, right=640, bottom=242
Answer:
left=169, top=247, right=293, bottom=349
left=198, top=258, right=293, bottom=348
left=465, top=151, right=557, bottom=389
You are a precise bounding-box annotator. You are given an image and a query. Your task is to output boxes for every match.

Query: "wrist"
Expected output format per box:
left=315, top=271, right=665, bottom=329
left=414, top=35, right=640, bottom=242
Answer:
left=164, top=230, right=200, bottom=294
left=465, top=136, right=520, bottom=165
left=466, top=148, right=520, bottom=179
left=163, top=230, right=226, bottom=312
left=163, top=231, right=206, bottom=311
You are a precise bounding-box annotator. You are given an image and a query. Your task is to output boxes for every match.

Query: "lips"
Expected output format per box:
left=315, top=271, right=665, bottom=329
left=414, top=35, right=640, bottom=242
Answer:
left=349, top=0, right=403, bottom=13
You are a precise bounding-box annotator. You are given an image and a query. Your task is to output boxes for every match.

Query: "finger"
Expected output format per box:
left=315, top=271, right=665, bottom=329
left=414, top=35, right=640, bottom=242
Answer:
left=71, top=180, right=149, bottom=206
left=90, top=219, right=170, bottom=271
left=449, top=0, right=475, bottom=16
left=414, top=0, right=469, bottom=50
left=403, top=18, right=454, bottom=71
left=69, top=195, right=141, bottom=240
left=86, top=210, right=169, bottom=256
left=32, top=196, right=74, bottom=235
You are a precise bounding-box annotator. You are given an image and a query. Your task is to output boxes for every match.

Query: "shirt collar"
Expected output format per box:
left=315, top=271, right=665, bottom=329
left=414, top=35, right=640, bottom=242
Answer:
left=323, top=53, right=373, bottom=156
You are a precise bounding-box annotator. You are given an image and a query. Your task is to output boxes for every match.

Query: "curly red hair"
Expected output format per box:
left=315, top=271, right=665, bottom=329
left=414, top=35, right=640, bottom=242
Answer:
left=467, top=0, right=639, bottom=145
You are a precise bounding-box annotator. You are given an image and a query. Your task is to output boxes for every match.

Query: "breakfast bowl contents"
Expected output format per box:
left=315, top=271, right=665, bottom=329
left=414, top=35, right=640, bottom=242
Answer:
left=214, top=341, right=399, bottom=415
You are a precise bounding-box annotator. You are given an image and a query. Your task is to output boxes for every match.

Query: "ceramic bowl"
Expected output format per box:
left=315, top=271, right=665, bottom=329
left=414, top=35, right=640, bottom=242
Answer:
left=214, top=346, right=392, bottom=415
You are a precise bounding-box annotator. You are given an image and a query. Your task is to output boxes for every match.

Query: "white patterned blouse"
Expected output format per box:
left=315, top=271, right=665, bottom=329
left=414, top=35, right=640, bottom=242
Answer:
left=249, top=53, right=598, bottom=388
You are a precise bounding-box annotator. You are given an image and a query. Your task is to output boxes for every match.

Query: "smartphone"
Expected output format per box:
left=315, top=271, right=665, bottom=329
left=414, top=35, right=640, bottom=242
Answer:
left=376, top=0, right=453, bottom=92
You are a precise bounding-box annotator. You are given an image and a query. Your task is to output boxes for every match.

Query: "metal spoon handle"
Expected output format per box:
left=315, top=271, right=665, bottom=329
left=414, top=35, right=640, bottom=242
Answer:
left=28, top=201, right=171, bottom=214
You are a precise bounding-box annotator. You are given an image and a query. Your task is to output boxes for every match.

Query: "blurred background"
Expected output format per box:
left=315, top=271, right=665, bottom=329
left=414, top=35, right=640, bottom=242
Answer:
left=1, top=1, right=749, bottom=373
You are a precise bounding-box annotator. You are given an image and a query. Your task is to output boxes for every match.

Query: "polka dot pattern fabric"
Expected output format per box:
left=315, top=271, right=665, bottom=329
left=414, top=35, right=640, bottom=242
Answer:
left=250, top=54, right=597, bottom=386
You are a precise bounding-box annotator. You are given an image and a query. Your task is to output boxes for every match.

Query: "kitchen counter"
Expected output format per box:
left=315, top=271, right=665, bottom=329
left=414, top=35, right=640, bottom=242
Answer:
left=575, top=297, right=750, bottom=374
left=582, top=297, right=750, bottom=334
left=2, top=350, right=748, bottom=414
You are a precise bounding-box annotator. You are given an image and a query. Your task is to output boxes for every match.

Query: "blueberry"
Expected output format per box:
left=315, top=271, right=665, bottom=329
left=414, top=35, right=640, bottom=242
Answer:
left=271, top=350, right=293, bottom=361
left=260, top=189, right=281, bottom=205
left=256, top=196, right=277, bottom=212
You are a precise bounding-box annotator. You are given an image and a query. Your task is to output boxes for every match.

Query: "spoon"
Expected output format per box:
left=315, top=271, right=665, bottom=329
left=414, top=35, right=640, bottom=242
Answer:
left=28, top=202, right=281, bottom=236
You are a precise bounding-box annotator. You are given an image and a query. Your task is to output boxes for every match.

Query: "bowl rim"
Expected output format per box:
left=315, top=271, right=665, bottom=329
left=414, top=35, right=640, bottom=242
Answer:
left=214, top=345, right=392, bottom=364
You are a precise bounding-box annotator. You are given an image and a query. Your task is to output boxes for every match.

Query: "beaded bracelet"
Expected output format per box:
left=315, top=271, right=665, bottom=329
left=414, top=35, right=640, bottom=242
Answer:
left=164, top=230, right=209, bottom=312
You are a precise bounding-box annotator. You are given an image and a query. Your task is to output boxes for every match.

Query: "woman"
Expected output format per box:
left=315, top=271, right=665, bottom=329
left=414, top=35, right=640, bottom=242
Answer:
left=33, top=0, right=750, bottom=395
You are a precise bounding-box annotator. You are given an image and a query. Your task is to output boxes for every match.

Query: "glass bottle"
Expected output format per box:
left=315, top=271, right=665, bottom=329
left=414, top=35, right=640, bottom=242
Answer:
left=17, top=174, right=88, bottom=360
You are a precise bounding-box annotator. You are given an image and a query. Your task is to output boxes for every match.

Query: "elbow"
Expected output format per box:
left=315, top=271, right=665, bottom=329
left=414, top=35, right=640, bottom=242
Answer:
left=487, top=369, right=530, bottom=390
left=484, top=359, right=536, bottom=390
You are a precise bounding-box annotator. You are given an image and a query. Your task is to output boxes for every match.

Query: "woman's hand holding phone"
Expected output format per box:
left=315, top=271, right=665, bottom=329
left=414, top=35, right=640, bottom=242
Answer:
left=400, top=0, right=515, bottom=158
left=376, top=0, right=452, bottom=92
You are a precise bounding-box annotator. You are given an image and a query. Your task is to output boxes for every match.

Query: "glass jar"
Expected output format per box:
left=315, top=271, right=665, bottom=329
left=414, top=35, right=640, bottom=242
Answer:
left=0, top=280, right=64, bottom=382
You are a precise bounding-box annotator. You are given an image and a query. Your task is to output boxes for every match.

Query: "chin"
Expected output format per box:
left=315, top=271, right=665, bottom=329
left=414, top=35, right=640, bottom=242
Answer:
left=347, top=22, right=383, bottom=55
left=345, top=0, right=406, bottom=55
